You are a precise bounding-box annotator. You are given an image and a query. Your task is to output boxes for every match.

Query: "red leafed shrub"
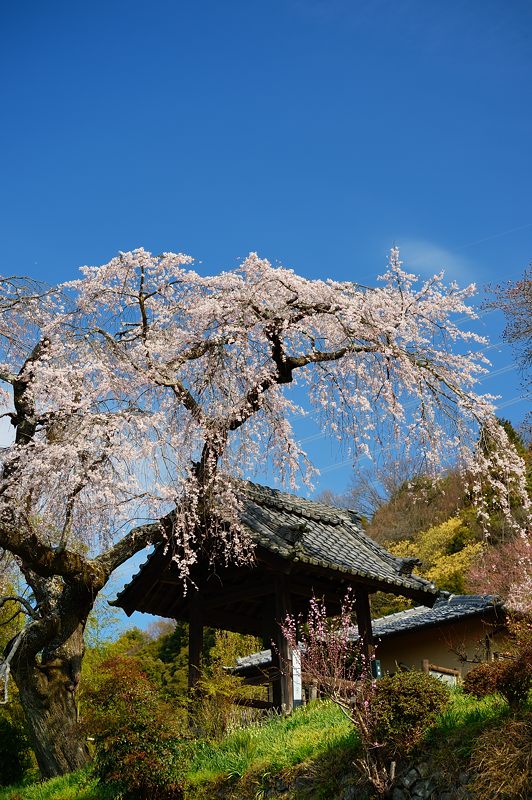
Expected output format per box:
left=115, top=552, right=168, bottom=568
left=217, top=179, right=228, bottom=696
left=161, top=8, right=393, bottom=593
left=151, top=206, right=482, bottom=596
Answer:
left=83, top=656, right=190, bottom=800
left=497, top=657, right=532, bottom=710
left=464, top=652, right=532, bottom=710
left=463, top=661, right=509, bottom=700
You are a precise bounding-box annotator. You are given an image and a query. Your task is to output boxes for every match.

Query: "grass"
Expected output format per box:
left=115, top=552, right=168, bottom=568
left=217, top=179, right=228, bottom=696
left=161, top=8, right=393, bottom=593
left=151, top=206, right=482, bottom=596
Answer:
left=426, top=687, right=510, bottom=758
left=0, top=770, right=99, bottom=800
left=1, top=689, right=528, bottom=800
left=186, top=700, right=357, bottom=787
left=185, top=689, right=515, bottom=794
left=0, top=703, right=356, bottom=800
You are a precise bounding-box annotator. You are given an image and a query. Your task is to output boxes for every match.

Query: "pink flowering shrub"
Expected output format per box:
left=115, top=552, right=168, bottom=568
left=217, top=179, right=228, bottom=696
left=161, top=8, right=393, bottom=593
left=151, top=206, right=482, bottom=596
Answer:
left=469, top=534, right=532, bottom=615
left=282, top=593, right=449, bottom=795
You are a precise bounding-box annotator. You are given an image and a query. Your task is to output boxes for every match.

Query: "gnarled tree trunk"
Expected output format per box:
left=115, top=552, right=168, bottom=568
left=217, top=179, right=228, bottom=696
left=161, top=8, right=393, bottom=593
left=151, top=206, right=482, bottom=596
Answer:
left=1, top=515, right=166, bottom=779
left=11, top=623, right=90, bottom=777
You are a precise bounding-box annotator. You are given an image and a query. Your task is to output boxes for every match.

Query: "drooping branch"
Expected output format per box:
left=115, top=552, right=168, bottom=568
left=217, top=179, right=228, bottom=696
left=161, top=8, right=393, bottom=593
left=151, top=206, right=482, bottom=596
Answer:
left=0, top=594, right=39, bottom=620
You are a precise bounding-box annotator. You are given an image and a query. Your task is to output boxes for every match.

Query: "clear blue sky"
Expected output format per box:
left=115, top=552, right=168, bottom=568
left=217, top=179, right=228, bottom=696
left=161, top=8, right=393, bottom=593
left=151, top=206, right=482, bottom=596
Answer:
left=4, top=0, right=530, bottom=631
left=1, top=0, right=531, bottom=491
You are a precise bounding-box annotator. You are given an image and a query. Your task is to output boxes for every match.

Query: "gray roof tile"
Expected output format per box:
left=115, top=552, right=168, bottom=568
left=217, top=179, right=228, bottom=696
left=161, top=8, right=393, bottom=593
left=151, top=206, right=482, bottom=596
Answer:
left=113, top=480, right=438, bottom=612
left=240, top=482, right=436, bottom=595
left=371, top=593, right=503, bottom=638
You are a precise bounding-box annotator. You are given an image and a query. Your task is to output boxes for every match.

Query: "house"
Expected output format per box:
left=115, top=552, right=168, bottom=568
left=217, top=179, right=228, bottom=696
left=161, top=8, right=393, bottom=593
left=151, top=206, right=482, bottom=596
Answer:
left=231, top=594, right=508, bottom=692
left=371, top=593, right=507, bottom=681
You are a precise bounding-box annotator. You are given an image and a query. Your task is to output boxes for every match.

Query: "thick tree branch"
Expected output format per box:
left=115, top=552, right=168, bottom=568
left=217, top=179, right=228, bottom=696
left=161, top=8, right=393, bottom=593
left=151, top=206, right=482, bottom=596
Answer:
left=0, top=369, right=15, bottom=385
left=11, top=338, right=51, bottom=447
left=0, top=523, right=105, bottom=587
left=285, top=346, right=350, bottom=369
left=95, top=513, right=172, bottom=577
left=5, top=615, right=59, bottom=665
left=227, top=340, right=377, bottom=431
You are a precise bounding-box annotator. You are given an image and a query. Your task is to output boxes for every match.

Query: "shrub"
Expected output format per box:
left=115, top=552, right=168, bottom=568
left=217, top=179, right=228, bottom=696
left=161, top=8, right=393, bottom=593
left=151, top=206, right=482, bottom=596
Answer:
left=463, top=661, right=508, bottom=699
left=464, top=654, right=531, bottom=709
left=0, top=713, right=32, bottom=786
left=191, top=670, right=263, bottom=741
left=470, top=711, right=532, bottom=799
left=371, top=671, right=451, bottom=756
left=497, top=657, right=532, bottom=709
left=83, top=656, right=191, bottom=800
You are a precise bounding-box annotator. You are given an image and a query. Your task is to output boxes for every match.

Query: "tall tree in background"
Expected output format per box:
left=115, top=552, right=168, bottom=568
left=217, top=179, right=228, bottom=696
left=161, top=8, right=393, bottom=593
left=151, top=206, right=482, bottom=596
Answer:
left=491, top=265, right=531, bottom=427
left=0, top=248, right=529, bottom=777
left=468, top=267, right=532, bottom=611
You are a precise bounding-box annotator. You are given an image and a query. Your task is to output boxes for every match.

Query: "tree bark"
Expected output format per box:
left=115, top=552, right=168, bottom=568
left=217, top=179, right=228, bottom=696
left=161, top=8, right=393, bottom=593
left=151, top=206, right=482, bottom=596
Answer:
left=0, top=518, right=165, bottom=779
left=11, top=623, right=90, bottom=777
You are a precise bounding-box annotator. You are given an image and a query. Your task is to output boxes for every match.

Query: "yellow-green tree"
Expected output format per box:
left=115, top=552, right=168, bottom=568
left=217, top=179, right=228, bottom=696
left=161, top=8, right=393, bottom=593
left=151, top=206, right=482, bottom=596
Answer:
left=389, top=517, right=483, bottom=595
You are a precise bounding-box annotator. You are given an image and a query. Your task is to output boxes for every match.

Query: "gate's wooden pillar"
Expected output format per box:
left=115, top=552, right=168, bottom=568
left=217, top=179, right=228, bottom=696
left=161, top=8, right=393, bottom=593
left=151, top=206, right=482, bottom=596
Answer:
left=188, top=590, right=203, bottom=693
left=355, top=587, right=374, bottom=671
left=270, top=574, right=293, bottom=713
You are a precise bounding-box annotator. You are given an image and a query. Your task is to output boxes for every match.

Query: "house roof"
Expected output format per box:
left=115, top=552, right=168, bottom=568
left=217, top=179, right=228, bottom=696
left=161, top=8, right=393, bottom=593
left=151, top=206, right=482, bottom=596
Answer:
left=113, top=481, right=438, bottom=620
left=231, top=594, right=504, bottom=674
left=370, top=593, right=503, bottom=639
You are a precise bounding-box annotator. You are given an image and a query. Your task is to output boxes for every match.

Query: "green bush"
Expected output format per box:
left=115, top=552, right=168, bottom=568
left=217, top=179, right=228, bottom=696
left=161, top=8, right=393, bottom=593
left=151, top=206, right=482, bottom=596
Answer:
left=83, top=656, right=191, bottom=800
left=0, top=713, right=32, bottom=786
left=371, top=671, right=450, bottom=756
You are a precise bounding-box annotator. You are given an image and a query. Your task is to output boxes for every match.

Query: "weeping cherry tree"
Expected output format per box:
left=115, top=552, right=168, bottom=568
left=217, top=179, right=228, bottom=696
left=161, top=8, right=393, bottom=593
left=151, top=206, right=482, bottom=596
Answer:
left=0, top=248, right=529, bottom=776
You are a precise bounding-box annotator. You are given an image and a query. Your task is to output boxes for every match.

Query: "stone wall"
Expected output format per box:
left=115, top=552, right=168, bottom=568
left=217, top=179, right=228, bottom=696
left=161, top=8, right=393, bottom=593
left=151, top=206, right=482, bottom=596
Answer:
left=189, top=757, right=473, bottom=799
left=390, top=762, right=471, bottom=800
left=227, top=759, right=473, bottom=800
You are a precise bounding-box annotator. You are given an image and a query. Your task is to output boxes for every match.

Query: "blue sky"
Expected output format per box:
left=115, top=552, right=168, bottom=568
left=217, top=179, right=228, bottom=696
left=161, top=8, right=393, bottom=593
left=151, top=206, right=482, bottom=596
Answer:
left=1, top=1, right=531, bottom=625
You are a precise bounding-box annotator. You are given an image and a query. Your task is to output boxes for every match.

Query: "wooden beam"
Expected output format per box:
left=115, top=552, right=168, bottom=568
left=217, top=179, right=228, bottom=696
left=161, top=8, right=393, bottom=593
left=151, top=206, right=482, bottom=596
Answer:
left=188, top=591, right=203, bottom=692
left=272, top=574, right=293, bottom=713
left=240, top=672, right=277, bottom=687
left=202, top=581, right=273, bottom=610
left=290, top=561, right=437, bottom=608
left=201, top=608, right=264, bottom=636
left=254, top=547, right=295, bottom=574
left=355, top=587, right=374, bottom=669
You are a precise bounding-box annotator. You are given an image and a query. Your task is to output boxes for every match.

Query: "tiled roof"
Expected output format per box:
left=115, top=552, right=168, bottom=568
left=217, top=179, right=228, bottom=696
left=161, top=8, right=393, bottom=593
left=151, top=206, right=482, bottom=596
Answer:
left=231, top=594, right=503, bottom=674
left=238, top=481, right=437, bottom=596
left=371, top=594, right=503, bottom=638
left=113, top=481, right=439, bottom=614
left=234, top=649, right=273, bottom=671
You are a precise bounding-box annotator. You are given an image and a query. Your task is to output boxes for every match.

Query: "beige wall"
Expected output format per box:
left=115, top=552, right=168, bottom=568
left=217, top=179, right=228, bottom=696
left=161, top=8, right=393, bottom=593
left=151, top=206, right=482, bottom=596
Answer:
left=375, top=618, right=508, bottom=679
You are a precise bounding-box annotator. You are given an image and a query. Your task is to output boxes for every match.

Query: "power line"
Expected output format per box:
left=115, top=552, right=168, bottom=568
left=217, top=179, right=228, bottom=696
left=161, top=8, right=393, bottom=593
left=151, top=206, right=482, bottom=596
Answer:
left=456, top=222, right=532, bottom=251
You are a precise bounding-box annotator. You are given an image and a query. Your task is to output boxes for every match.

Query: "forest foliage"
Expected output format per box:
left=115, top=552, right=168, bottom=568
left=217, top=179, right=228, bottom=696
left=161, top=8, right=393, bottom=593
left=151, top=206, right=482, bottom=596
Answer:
left=357, top=419, right=532, bottom=617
